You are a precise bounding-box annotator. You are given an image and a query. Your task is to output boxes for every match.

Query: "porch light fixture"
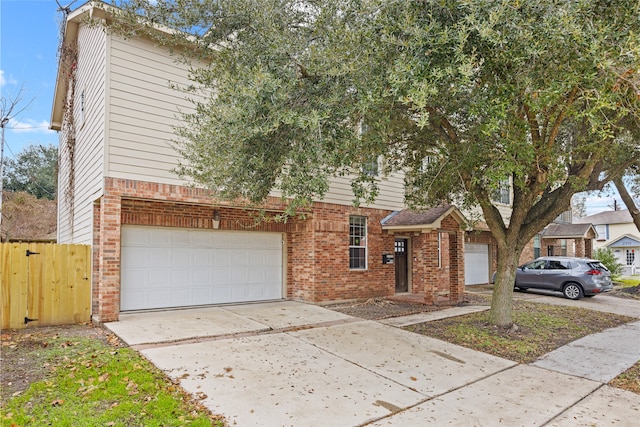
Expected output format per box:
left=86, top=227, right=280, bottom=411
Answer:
left=212, top=210, right=221, bottom=229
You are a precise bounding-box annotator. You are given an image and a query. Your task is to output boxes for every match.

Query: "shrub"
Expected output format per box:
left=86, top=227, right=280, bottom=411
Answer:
left=593, top=248, right=624, bottom=278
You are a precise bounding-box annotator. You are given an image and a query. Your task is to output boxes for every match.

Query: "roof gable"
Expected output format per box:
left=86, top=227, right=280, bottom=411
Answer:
left=381, top=205, right=465, bottom=232
left=605, top=234, right=640, bottom=248
left=541, top=223, right=596, bottom=239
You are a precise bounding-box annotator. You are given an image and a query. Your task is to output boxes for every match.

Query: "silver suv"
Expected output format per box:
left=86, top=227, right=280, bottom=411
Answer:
left=515, top=256, right=613, bottom=300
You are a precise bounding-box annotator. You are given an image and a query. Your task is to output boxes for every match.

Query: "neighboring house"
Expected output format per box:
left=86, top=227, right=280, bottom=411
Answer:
left=516, top=210, right=596, bottom=266
left=539, top=223, right=596, bottom=258
left=52, top=2, right=482, bottom=323
left=575, top=210, right=640, bottom=275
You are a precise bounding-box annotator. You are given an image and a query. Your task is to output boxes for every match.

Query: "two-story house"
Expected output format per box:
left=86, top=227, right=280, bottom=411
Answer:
left=52, top=2, right=488, bottom=323
left=575, top=210, right=640, bottom=275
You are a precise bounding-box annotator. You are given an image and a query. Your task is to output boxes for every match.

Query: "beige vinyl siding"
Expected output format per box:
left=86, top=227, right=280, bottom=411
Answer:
left=58, top=24, right=106, bottom=244
left=106, top=34, right=406, bottom=210
left=106, top=34, right=198, bottom=185
left=322, top=173, right=406, bottom=211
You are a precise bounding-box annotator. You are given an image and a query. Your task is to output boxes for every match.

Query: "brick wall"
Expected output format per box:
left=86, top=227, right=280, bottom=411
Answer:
left=412, top=216, right=464, bottom=305
left=306, top=202, right=396, bottom=302
left=91, top=177, right=466, bottom=321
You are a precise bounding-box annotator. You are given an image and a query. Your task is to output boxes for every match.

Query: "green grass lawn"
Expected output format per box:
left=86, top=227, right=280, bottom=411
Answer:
left=1, top=333, right=225, bottom=427
left=406, top=300, right=635, bottom=364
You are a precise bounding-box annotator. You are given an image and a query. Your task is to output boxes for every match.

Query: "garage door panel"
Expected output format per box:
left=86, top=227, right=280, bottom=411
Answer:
left=123, top=227, right=150, bottom=245
left=192, top=249, right=211, bottom=266
left=465, top=243, right=490, bottom=286
left=121, top=226, right=284, bottom=311
left=148, top=248, right=170, bottom=267
left=213, top=250, right=231, bottom=267
left=149, top=229, right=171, bottom=246
left=148, top=269, right=170, bottom=286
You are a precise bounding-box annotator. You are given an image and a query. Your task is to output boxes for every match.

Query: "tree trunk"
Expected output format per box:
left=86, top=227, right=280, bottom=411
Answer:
left=488, top=239, right=523, bottom=328
left=614, top=177, right=640, bottom=233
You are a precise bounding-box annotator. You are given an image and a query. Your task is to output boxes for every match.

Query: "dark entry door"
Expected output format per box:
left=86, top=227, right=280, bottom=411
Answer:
left=395, top=239, right=408, bottom=292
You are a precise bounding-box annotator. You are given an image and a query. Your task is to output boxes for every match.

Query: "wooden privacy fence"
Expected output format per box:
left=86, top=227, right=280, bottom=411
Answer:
left=1, top=243, right=91, bottom=329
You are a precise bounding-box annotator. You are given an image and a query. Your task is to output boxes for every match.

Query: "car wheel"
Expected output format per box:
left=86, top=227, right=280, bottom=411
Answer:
left=563, top=283, right=584, bottom=300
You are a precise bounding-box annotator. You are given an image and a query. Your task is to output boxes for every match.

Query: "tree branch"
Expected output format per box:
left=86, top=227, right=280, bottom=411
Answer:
left=522, top=102, right=541, bottom=145
left=426, top=107, right=459, bottom=144
left=547, top=87, right=579, bottom=149
left=614, top=176, right=640, bottom=232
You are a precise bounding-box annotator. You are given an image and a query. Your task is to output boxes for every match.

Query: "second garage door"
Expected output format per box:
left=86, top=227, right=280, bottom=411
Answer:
left=121, top=226, right=284, bottom=311
left=464, top=243, right=490, bottom=285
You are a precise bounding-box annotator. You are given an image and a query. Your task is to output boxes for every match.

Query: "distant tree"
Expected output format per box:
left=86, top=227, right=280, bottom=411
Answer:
left=112, top=0, right=640, bottom=327
left=3, top=144, right=58, bottom=200
left=571, top=195, right=587, bottom=219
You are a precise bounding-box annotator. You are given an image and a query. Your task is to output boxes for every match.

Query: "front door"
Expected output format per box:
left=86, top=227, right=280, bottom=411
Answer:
left=395, top=239, right=408, bottom=292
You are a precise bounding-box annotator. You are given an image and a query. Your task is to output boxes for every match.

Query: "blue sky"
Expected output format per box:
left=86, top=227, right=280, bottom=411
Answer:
left=0, top=0, right=632, bottom=216
left=1, top=0, right=60, bottom=158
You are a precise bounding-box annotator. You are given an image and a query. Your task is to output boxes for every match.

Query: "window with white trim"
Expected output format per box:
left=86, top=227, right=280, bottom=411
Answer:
left=362, top=157, right=379, bottom=177
left=349, top=216, right=367, bottom=269
left=492, top=179, right=511, bottom=205
left=595, top=225, right=607, bottom=241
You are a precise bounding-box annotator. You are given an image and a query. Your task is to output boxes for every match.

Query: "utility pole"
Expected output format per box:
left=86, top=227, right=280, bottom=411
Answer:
left=0, top=118, right=6, bottom=232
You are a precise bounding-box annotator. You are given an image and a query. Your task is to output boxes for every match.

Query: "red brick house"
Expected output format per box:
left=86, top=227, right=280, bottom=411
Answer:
left=51, top=3, right=473, bottom=323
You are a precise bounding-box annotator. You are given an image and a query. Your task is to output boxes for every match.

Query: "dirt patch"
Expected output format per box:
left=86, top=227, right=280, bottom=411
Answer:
left=0, top=324, right=118, bottom=407
left=609, top=361, right=640, bottom=394
left=405, top=299, right=634, bottom=364
left=610, top=284, right=640, bottom=299
left=325, top=292, right=490, bottom=320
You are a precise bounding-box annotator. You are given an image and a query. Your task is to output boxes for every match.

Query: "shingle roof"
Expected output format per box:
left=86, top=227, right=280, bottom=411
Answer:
left=541, top=223, right=595, bottom=238
left=573, top=209, right=633, bottom=225
left=381, top=205, right=465, bottom=229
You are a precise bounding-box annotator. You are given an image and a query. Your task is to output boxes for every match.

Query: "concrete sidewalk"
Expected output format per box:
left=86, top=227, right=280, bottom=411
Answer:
left=380, top=309, right=640, bottom=426
left=105, top=299, right=640, bottom=426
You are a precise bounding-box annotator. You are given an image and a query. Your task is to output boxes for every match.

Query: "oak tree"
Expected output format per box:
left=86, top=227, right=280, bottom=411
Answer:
left=113, top=0, right=640, bottom=327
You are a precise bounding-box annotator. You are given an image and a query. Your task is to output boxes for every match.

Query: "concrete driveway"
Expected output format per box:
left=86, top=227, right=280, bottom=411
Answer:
left=105, top=300, right=640, bottom=426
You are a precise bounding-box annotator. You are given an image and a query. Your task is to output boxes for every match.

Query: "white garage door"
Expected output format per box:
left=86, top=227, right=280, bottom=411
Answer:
left=121, top=226, right=283, bottom=311
left=464, top=243, right=489, bottom=285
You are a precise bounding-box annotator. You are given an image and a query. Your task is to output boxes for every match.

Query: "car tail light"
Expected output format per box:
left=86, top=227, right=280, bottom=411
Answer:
left=586, top=269, right=602, bottom=275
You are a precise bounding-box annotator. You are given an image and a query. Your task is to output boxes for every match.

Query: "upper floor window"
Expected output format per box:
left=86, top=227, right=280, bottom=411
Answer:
left=362, top=157, right=379, bottom=177
left=492, top=179, right=511, bottom=205
left=349, top=216, right=367, bottom=270
left=595, top=225, right=607, bottom=241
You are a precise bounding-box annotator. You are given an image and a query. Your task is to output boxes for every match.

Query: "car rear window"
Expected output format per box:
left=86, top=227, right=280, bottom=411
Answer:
left=588, top=262, right=609, bottom=271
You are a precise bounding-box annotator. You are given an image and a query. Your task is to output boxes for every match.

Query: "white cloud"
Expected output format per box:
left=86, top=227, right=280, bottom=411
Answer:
left=0, top=69, right=19, bottom=88
left=8, top=117, right=55, bottom=134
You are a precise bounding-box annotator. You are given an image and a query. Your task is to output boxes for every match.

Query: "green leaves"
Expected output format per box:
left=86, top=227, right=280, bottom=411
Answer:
left=2, top=144, right=58, bottom=200
left=113, top=0, right=638, bottom=225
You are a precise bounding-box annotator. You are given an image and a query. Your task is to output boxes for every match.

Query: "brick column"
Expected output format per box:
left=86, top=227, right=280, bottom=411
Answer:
left=450, top=229, right=465, bottom=303
left=421, top=232, right=438, bottom=304
left=575, top=238, right=585, bottom=258
left=95, top=192, right=122, bottom=323
left=91, top=201, right=101, bottom=318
